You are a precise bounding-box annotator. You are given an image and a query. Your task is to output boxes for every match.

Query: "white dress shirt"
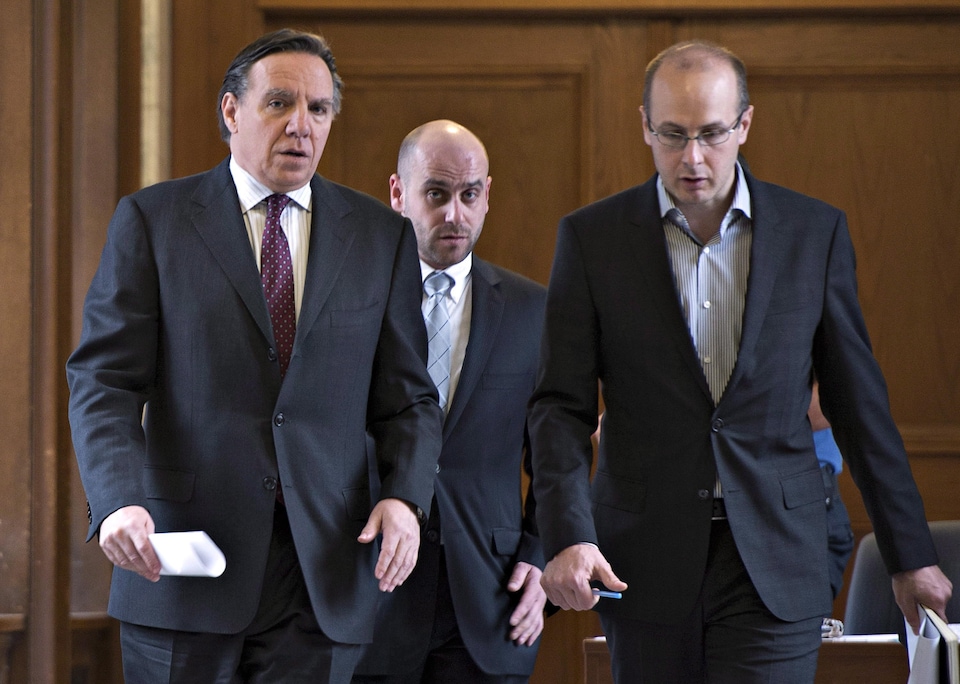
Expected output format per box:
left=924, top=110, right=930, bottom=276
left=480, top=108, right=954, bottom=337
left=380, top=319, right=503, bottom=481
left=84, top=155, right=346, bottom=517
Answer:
left=230, top=157, right=313, bottom=321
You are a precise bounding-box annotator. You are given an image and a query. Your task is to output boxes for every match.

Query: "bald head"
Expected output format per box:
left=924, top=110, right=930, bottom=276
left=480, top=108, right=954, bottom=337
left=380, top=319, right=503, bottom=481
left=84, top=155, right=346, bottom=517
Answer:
left=643, top=41, right=749, bottom=121
left=390, top=120, right=491, bottom=270
left=397, top=119, right=489, bottom=181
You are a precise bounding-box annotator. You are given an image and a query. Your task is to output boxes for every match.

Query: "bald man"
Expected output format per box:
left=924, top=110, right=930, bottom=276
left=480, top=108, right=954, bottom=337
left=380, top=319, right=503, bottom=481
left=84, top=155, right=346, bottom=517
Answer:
left=353, top=121, right=547, bottom=683
left=529, top=40, right=950, bottom=683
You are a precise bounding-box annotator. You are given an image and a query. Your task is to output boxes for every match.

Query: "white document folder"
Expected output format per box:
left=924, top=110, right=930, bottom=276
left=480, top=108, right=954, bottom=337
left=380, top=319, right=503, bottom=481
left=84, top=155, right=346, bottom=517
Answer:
left=906, top=604, right=959, bottom=684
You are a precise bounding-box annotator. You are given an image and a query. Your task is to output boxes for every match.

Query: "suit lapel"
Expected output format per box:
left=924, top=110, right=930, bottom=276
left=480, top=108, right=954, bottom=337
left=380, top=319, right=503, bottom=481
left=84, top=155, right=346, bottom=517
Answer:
left=721, top=177, right=791, bottom=401
left=441, top=258, right=503, bottom=438
left=190, top=159, right=274, bottom=344
left=625, top=180, right=713, bottom=403
left=292, top=175, right=356, bottom=353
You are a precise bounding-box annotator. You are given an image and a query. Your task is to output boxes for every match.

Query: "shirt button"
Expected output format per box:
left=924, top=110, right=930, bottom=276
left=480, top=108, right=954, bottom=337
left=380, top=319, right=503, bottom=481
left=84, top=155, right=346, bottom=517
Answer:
left=703, top=301, right=711, bottom=309
left=703, top=246, right=711, bottom=254
left=703, top=356, right=712, bottom=364
left=263, top=477, right=278, bottom=491
left=274, top=413, right=285, bottom=427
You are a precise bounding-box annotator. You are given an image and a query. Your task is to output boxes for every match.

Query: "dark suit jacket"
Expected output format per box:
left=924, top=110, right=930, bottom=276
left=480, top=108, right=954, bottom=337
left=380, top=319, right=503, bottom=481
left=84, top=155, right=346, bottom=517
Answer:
left=356, top=258, right=547, bottom=676
left=66, top=158, right=443, bottom=644
left=529, top=170, right=939, bottom=625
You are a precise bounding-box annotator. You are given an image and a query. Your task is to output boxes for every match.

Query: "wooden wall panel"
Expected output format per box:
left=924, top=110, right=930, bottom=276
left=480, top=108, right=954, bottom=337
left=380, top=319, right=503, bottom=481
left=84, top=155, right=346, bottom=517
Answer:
left=259, top=16, right=653, bottom=285
left=155, top=4, right=960, bottom=684
left=685, top=18, right=960, bottom=446
left=0, top=0, right=35, bottom=628
left=316, top=67, right=584, bottom=284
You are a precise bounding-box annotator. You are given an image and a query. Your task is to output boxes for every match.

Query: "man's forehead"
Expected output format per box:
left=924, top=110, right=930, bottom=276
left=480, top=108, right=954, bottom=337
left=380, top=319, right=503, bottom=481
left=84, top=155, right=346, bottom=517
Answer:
left=248, top=52, right=332, bottom=87
left=418, top=171, right=485, bottom=190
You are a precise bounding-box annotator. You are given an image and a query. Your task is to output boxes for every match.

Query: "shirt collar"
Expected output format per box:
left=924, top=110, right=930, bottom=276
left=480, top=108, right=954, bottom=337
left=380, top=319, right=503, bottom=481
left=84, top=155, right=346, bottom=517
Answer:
left=656, top=161, right=753, bottom=229
left=230, top=156, right=312, bottom=213
left=420, top=253, right=472, bottom=305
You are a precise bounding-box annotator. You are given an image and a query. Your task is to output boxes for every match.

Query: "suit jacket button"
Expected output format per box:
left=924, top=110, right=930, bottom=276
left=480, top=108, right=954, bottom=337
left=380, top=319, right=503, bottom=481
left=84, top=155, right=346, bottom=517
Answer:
left=267, top=347, right=277, bottom=361
left=274, top=413, right=285, bottom=427
left=711, top=419, right=724, bottom=432
left=426, top=530, right=440, bottom=544
left=435, top=464, right=441, bottom=473
left=698, top=489, right=710, bottom=499
left=263, top=477, right=277, bottom=491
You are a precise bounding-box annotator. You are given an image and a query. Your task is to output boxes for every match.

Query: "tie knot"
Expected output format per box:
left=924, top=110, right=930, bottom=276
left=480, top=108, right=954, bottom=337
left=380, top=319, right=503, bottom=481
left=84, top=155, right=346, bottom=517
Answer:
left=266, top=193, right=292, bottom=221
left=424, top=271, right=454, bottom=298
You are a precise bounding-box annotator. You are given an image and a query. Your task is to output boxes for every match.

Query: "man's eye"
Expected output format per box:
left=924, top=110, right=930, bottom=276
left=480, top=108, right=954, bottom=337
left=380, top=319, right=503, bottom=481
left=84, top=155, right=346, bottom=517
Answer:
left=661, top=132, right=686, bottom=144
left=699, top=129, right=725, bottom=142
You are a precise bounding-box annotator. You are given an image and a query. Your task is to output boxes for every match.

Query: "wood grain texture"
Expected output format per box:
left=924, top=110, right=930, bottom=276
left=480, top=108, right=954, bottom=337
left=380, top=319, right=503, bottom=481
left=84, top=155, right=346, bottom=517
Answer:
left=9, top=3, right=952, bottom=683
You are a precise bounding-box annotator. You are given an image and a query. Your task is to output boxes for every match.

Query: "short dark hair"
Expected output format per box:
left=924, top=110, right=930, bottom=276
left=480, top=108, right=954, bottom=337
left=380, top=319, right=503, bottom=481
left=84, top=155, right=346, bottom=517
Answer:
left=217, top=28, right=344, bottom=142
left=643, top=40, right=749, bottom=121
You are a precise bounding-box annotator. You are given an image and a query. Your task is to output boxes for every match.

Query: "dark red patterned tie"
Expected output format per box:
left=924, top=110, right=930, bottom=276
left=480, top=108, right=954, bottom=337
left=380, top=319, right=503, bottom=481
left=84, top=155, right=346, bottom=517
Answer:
left=262, top=193, right=295, bottom=379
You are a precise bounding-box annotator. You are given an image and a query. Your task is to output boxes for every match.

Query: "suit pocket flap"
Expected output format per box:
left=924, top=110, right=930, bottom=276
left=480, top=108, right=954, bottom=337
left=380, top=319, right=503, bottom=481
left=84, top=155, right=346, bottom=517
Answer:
left=492, top=528, right=522, bottom=555
left=591, top=470, right=646, bottom=514
left=342, top=487, right=371, bottom=521
left=781, top=468, right=824, bottom=509
left=143, top=466, right=195, bottom=502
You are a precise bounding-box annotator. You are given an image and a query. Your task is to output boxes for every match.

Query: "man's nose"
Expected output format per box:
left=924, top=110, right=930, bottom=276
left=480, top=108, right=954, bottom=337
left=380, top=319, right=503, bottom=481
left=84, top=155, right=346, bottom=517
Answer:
left=681, top=137, right=705, bottom=165
left=286, top=104, right=311, bottom=137
left=445, top=199, right=464, bottom=224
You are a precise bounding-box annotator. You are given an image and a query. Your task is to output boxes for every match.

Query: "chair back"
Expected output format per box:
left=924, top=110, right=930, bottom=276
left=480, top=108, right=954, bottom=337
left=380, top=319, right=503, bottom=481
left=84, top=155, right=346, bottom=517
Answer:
left=844, top=520, right=960, bottom=635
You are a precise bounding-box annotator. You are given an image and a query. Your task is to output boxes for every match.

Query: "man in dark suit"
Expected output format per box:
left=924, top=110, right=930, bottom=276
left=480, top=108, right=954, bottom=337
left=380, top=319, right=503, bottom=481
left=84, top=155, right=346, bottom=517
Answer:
left=353, top=120, right=547, bottom=683
left=66, top=29, right=442, bottom=684
left=528, top=40, right=952, bottom=683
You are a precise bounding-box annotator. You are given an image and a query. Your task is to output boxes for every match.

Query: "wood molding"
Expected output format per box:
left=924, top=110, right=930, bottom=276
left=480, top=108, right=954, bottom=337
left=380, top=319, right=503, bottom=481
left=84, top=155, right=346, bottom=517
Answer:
left=902, top=426, right=960, bottom=455
left=258, top=0, right=960, bottom=14
left=31, top=0, right=72, bottom=680
left=0, top=617, right=24, bottom=634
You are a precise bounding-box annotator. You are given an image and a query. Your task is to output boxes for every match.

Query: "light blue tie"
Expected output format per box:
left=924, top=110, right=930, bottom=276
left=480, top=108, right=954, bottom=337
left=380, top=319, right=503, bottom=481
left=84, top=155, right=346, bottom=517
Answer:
left=424, top=271, right=454, bottom=411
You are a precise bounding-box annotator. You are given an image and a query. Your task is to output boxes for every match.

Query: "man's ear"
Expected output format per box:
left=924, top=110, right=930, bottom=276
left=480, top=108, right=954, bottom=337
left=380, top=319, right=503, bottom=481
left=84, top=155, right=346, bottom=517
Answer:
left=737, top=104, right=755, bottom=144
left=639, top=106, right=654, bottom=146
left=388, top=174, right=405, bottom=213
left=221, top=93, right=240, bottom=134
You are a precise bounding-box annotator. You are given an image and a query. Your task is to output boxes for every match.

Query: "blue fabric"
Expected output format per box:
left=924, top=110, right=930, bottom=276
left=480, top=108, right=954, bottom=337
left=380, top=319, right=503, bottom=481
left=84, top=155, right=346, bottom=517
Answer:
left=814, top=427, right=843, bottom=474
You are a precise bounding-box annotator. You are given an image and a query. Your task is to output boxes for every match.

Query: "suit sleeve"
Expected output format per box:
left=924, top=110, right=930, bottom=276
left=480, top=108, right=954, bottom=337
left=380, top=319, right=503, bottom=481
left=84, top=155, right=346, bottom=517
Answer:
left=366, top=218, right=443, bottom=517
left=813, top=211, right=938, bottom=574
left=516, top=399, right=546, bottom=570
left=528, top=215, right=601, bottom=561
left=66, top=196, right=158, bottom=540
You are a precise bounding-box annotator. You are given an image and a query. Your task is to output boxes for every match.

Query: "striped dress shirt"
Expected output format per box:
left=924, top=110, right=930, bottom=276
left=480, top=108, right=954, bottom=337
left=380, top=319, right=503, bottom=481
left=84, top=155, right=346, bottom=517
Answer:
left=657, top=164, right=753, bottom=499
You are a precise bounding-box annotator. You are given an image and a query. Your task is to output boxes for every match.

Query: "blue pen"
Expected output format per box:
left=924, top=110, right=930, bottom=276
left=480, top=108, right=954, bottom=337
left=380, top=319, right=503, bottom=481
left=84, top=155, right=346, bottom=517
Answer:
left=592, top=588, right=623, bottom=599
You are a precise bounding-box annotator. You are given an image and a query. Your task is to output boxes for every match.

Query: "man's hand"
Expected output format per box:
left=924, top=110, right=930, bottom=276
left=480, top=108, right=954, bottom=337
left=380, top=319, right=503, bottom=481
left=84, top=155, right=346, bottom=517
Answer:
left=893, top=564, right=953, bottom=634
left=541, top=544, right=627, bottom=611
left=358, top=498, right=421, bottom=592
left=507, top=562, right=547, bottom=645
left=99, top=505, right=161, bottom=582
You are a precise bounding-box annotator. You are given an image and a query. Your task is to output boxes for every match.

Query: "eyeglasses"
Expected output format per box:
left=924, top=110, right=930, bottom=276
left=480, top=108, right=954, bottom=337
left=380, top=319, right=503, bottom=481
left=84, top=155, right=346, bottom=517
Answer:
left=648, top=112, right=745, bottom=149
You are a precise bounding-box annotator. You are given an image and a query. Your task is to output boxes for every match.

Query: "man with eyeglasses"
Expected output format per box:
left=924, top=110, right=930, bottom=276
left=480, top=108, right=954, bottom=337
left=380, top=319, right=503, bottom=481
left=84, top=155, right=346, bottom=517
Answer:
left=529, top=40, right=951, bottom=683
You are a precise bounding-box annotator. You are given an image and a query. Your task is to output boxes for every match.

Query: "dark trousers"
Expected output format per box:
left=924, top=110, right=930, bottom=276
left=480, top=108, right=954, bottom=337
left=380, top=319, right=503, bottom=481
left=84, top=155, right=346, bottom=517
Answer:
left=119, top=506, right=361, bottom=684
left=822, top=465, right=854, bottom=600
left=352, top=549, right=528, bottom=684
left=600, top=520, right=822, bottom=684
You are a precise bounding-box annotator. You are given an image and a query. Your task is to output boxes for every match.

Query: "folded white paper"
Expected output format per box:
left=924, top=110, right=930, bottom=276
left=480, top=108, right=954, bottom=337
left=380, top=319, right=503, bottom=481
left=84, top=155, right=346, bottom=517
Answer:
left=148, top=531, right=226, bottom=578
